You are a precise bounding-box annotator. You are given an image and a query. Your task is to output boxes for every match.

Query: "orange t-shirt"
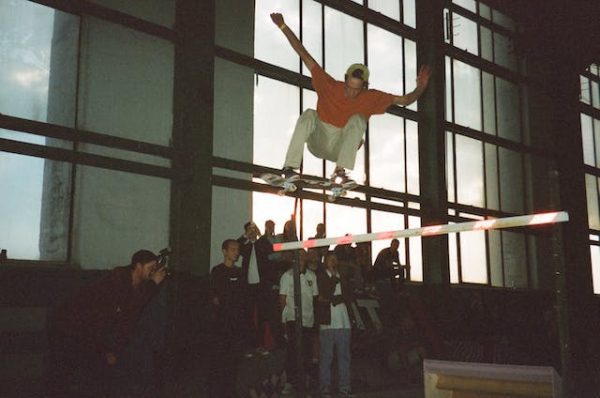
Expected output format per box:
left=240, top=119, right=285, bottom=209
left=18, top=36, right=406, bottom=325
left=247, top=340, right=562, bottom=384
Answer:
left=311, top=65, right=395, bottom=128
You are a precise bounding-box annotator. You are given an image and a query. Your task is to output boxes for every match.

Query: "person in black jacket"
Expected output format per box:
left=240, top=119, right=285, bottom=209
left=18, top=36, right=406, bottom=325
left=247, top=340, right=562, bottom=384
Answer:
left=208, top=239, right=245, bottom=398
left=315, top=252, right=355, bottom=396
left=255, top=219, right=286, bottom=349
left=47, top=250, right=167, bottom=397
left=237, top=221, right=263, bottom=352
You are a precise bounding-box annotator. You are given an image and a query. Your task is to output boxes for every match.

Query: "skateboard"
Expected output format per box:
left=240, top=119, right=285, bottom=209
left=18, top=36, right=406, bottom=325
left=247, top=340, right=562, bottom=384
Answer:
left=260, top=172, right=357, bottom=202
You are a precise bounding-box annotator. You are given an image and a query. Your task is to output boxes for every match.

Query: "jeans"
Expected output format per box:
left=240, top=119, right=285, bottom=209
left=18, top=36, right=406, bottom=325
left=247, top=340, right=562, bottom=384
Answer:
left=319, top=328, right=351, bottom=393
left=285, top=322, right=315, bottom=387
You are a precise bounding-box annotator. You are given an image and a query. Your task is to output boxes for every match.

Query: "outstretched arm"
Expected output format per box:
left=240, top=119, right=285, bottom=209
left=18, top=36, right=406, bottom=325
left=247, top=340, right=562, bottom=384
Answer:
left=392, top=65, right=432, bottom=106
left=270, top=12, right=317, bottom=71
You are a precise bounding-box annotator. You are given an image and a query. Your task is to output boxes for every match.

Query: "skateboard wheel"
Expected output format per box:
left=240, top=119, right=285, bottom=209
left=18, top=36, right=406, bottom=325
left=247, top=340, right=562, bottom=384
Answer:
left=286, top=184, right=297, bottom=192
left=327, top=195, right=336, bottom=202
left=277, top=190, right=285, bottom=196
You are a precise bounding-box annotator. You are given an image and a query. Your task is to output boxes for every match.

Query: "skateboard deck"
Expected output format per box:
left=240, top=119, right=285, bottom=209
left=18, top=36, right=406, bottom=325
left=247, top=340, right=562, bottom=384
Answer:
left=260, top=172, right=356, bottom=202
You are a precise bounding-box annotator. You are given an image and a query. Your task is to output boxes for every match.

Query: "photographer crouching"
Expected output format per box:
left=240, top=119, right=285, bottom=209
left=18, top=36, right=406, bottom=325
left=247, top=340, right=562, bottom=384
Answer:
left=46, top=249, right=170, bottom=397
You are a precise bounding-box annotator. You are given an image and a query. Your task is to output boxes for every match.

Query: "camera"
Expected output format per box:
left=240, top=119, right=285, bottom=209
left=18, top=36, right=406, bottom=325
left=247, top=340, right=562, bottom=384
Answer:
left=156, top=248, right=172, bottom=268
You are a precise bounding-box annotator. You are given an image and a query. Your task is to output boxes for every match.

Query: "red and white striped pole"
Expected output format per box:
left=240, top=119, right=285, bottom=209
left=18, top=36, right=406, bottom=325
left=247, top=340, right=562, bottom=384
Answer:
left=272, top=211, right=569, bottom=252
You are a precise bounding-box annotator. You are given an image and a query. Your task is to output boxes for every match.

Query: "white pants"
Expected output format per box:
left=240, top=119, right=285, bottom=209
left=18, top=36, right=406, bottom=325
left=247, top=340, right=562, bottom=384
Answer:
left=283, top=109, right=366, bottom=170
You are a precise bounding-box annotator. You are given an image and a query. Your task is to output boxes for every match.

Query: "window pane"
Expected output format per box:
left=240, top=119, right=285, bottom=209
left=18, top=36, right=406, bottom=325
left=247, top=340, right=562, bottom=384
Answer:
left=581, top=114, right=594, bottom=166
left=324, top=7, right=364, bottom=77
left=592, top=81, right=600, bottom=109
left=0, top=152, right=70, bottom=261
left=408, top=216, right=422, bottom=282
left=460, top=230, right=487, bottom=283
left=485, top=143, right=499, bottom=210
left=369, top=0, right=400, bottom=21
left=406, top=119, right=420, bottom=195
left=499, top=148, right=524, bottom=213
left=452, top=59, right=482, bottom=130
left=492, top=9, right=516, bottom=32
left=586, top=174, right=600, bottom=229
left=403, top=0, right=416, bottom=28
left=73, top=167, right=170, bottom=269
left=446, top=132, right=456, bottom=202
left=252, top=191, right=297, bottom=239
left=489, top=230, right=503, bottom=286
left=493, top=32, right=518, bottom=71
left=595, top=118, right=600, bottom=168
left=479, top=3, right=491, bottom=20
left=452, top=13, right=478, bottom=56
left=449, top=231, right=459, bottom=283
left=480, top=26, right=493, bottom=63
left=502, top=231, right=527, bottom=288
left=212, top=186, right=252, bottom=268
left=302, top=0, right=323, bottom=76
left=590, top=245, right=600, bottom=294
left=580, top=75, right=590, bottom=105
left=302, top=199, right=324, bottom=242
left=482, top=72, right=496, bottom=135
left=371, top=211, right=406, bottom=267
left=405, top=39, right=418, bottom=112
left=80, top=18, right=173, bottom=145
left=255, top=0, right=300, bottom=72
left=496, top=77, right=521, bottom=142
left=453, top=0, right=476, bottom=13
left=254, top=77, right=300, bottom=169
left=214, top=59, right=254, bottom=160
left=325, top=203, right=366, bottom=238
left=369, top=114, right=406, bottom=192
left=0, top=2, right=78, bottom=126
left=445, top=57, right=453, bottom=121
left=455, top=135, right=484, bottom=207
left=367, top=24, right=404, bottom=95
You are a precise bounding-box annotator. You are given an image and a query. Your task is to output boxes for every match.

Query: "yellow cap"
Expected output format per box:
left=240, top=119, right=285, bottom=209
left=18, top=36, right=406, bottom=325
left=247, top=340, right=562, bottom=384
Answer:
left=346, top=63, right=370, bottom=82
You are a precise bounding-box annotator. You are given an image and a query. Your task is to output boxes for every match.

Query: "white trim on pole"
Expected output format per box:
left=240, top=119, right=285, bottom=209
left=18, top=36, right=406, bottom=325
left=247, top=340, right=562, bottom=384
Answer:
left=272, top=211, right=569, bottom=252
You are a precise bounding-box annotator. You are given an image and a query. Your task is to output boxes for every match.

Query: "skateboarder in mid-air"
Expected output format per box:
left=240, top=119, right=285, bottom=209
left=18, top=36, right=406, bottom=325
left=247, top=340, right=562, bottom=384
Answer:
left=271, top=12, right=432, bottom=186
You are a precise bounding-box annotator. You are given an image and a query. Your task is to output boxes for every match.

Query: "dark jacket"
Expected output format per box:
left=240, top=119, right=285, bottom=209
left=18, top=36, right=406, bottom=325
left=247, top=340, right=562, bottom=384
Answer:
left=315, top=268, right=354, bottom=326
left=209, top=263, right=247, bottom=332
left=255, top=234, right=280, bottom=286
left=50, top=266, right=159, bottom=357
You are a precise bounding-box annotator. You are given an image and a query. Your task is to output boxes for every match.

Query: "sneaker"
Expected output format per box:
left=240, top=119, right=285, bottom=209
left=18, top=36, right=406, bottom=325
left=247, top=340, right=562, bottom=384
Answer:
left=330, top=168, right=357, bottom=188
left=281, top=382, right=294, bottom=395
left=256, top=347, right=270, bottom=356
left=282, top=167, right=300, bottom=181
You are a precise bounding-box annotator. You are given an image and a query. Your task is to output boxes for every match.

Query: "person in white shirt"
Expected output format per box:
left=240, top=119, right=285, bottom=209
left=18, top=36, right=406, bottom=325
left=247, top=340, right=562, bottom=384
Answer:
left=279, top=250, right=318, bottom=395
left=315, top=252, right=355, bottom=397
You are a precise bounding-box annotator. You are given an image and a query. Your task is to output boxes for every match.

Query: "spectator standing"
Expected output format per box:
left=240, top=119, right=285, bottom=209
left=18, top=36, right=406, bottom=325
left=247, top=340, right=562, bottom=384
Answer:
left=237, top=221, right=264, bottom=352
left=279, top=250, right=319, bottom=395
left=208, top=240, right=246, bottom=398
left=316, top=252, right=355, bottom=397
left=47, top=249, right=167, bottom=398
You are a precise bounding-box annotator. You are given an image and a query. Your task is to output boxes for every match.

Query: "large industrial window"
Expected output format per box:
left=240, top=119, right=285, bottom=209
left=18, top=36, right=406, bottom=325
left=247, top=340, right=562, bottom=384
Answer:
left=252, top=0, right=422, bottom=276
left=0, top=1, right=174, bottom=267
left=0, top=1, right=77, bottom=261
left=580, top=63, right=600, bottom=294
left=444, top=0, right=533, bottom=287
